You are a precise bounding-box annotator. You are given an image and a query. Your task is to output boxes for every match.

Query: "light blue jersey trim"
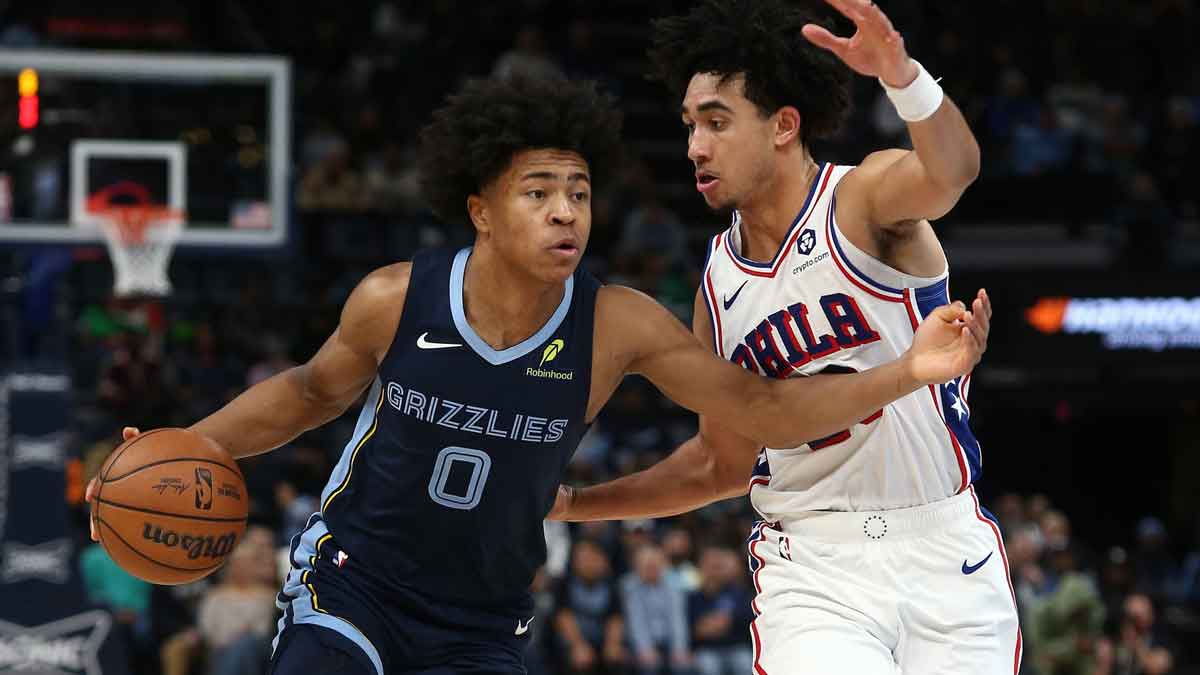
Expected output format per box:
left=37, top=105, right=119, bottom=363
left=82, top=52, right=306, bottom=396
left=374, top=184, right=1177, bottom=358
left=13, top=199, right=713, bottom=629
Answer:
left=450, top=247, right=574, bottom=365
left=319, top=378, right=382, bottom=509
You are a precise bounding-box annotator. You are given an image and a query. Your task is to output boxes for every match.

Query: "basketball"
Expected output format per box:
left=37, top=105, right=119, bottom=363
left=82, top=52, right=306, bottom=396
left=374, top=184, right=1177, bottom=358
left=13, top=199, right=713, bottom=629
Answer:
left=92, top=428, right=248, bottom=585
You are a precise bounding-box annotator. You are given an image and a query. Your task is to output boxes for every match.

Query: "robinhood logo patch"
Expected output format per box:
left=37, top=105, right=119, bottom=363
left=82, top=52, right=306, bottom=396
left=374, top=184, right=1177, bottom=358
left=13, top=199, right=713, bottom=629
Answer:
left=539, top=339, right=564, bottom=367
left=528, top=339, right=572, bottom=380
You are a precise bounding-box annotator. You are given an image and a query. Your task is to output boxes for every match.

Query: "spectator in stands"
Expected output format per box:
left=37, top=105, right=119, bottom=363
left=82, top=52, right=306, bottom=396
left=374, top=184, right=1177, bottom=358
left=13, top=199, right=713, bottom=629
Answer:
left=560, top=19, right=620, bottom=96
left=1131, top=517, right=1179, bottom=602
left=362, top=141, right=422, bottom=214
left=153, top=580, right=212, bottom=675
left=1098, top=547, right=1136, bottom=626
left=79, top=542, right=151, bottom=637
left=615, top=179, right=690, bottom=269
left=555, top=538, right=628, bottom=674
left=982, top=68, right=1040, bottom=172
left=1110, top=173, right=1175, bottom=271
left=621, top=544, right=691, bottom=675
left=1008, top=523, right=1048, bottom=668
left=1082, top=96, right=1147, bottom=179
left=662, top=527, right=700, bottom=592
left=688, top=547, right=752, bottom=675
left=1029, top=573, right=1106, bottom=675
left=297, top=144, right=364, bottom=212
left=196, top=525, right=278, bottom=675
left=492, top=24, right=564, bottom=83
left=97, top=331, right=173, bottom=429
left=1094, top=593, right=1174, bottom=675
left=995, top=492, right=1028, bottom=533
left=1152, top=96, right=1198, bottom=218
left=1010, top=108, right=1074, bottom=176
left=246, top=334, right=296, bottom=387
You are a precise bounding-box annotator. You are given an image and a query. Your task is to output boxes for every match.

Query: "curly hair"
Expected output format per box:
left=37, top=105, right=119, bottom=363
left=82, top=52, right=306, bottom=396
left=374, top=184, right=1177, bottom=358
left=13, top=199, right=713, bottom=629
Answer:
left=648, top=0, right=852, bottom=147
left=418, top=76, right=624, bottom=225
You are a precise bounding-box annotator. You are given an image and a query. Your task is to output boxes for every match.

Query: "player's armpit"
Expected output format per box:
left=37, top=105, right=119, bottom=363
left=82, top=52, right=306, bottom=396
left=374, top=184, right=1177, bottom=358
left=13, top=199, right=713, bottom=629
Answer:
left=189, top=263, right=411, bottom=458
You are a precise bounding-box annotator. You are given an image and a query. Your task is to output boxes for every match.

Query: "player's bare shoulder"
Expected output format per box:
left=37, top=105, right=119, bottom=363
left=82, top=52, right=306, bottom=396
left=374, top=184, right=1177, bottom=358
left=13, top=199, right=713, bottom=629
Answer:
left=340, top=262, right=413, bottom=363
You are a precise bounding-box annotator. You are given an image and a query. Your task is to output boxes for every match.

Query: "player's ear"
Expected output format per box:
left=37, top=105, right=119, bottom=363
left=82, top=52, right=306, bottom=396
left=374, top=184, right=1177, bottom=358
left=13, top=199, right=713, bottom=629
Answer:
left=774, top=106, right=801, bottom=148
left=467, top=194, right=490, bottom=234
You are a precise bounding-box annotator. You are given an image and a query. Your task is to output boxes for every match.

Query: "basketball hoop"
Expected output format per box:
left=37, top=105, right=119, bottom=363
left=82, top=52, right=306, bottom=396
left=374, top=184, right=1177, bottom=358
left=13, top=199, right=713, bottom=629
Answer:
left=84, top=182, right=184, bottom=297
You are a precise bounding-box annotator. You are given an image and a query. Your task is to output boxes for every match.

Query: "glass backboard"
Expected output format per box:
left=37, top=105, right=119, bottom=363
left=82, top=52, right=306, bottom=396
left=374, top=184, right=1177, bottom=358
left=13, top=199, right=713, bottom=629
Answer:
left=0, top=48, right=290, bottom=249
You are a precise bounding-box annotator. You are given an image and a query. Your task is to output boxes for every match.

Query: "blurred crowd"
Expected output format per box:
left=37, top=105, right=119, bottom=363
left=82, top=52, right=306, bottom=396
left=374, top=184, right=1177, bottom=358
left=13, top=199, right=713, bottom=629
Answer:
left=0, top=0, right=1199, bottom=673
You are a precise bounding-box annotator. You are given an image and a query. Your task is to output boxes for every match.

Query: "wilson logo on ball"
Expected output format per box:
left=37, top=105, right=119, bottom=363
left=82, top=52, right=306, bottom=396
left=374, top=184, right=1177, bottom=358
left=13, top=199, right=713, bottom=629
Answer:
left=142, top=524, right=236, bottom=560
left=194, top=467, right=213, bottom=510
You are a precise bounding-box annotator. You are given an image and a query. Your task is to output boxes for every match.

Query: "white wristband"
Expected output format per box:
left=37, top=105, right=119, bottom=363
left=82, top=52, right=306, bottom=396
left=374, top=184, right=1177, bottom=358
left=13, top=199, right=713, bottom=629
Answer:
left=880, top=60, right=944, bottom=122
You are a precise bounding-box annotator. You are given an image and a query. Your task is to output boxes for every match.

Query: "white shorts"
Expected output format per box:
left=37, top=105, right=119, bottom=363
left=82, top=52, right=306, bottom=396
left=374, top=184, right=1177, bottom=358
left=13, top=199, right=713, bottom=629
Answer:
left=746, top=487, right=1021, bottom=675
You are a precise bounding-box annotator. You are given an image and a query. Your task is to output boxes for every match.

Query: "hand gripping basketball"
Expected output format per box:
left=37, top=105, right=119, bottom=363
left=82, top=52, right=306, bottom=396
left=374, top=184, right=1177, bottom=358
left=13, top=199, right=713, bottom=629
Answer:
left=86, top=427, right=249, bottom=584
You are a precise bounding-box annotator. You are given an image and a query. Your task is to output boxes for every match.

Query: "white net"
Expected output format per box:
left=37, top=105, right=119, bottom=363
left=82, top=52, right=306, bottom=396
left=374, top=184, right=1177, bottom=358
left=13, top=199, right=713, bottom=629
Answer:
left=93, top=207, right=183, bottom=297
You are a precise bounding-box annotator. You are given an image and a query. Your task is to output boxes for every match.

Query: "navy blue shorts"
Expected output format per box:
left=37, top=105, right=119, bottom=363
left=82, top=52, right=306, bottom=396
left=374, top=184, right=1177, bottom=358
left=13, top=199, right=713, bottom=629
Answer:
left=270, top=624, right=375, bottom=675
left=272, top=518, right=530, bottom=674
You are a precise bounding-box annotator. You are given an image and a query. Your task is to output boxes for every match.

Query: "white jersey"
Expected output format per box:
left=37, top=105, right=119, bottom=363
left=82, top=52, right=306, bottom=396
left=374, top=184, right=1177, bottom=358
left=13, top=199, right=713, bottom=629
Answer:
left=700, top=163, right=982, bottom=518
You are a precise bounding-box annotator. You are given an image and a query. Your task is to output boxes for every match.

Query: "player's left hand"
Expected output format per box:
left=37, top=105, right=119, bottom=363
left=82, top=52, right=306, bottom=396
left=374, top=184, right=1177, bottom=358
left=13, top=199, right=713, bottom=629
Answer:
left=802, top=0, right=919, bottom=88
left=907, top=289, right=991, bottom=385
left=86, top=426, right=141, bottom=541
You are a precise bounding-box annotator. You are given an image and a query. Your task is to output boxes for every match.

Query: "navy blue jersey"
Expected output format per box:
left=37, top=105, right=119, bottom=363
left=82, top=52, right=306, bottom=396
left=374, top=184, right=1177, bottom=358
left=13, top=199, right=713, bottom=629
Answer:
left=317, top=247, right=598, bottom=609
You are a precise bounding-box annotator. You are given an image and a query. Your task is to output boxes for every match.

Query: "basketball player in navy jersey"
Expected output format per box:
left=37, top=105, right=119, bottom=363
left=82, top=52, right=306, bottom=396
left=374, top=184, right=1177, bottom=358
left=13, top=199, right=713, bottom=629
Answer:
left=551, top=1, right=1019, bottom=674
left=88, top=75, right=991, bottom=674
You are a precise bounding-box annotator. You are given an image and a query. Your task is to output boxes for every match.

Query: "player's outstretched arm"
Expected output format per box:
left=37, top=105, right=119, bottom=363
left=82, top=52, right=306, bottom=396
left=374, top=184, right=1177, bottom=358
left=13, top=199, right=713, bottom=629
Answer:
left=594, top=284, right=990, bottom=451
left=550, top=291, right=760, bottom=522
left=804, top=0, right=979, bottom=227
left=187, top=264, right=410, bottom=458
left=550, top=411, right=757, bottom=522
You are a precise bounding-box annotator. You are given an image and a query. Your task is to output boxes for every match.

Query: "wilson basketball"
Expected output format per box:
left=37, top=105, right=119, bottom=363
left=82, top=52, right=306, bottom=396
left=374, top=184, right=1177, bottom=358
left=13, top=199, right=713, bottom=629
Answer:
left=93, top=427, right=248, bottom=585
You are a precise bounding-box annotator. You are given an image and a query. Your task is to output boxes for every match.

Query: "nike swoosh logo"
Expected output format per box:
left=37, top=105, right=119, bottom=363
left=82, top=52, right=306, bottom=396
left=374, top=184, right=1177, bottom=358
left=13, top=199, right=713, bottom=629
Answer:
left=515, top=616, right=534, bottom=635
left=417, top=332, right=462, bottom=350
left=723, top=281, right=748, bottom=311
left=961, top=551, right=993, bottom=575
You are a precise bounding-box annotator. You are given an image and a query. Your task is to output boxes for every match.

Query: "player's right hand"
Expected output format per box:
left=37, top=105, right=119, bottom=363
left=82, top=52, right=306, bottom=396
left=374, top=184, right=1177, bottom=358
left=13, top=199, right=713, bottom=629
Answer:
left=86, top=426, right=140, bottom=542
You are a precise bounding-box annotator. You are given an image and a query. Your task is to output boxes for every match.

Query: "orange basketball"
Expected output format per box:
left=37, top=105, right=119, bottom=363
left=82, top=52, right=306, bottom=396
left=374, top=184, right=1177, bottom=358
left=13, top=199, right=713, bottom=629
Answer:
left=92, top=427, right=248, bottom=585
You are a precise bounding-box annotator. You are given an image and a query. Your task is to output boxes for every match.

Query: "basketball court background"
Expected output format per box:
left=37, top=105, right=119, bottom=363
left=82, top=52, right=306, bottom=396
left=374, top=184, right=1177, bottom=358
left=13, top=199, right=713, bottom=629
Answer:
left=0, top=2, right=1197, bottom=674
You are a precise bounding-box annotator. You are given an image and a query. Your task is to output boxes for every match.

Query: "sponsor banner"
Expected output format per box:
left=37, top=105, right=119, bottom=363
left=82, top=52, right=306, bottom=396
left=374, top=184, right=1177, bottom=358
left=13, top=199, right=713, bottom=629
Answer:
left=0, top=371, right=128, bottom=674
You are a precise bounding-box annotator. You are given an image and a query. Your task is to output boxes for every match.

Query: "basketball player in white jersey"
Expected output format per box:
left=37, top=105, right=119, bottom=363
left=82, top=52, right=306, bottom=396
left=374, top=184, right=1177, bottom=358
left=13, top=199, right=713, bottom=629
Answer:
left=551, top=1, right=1020, bottom=673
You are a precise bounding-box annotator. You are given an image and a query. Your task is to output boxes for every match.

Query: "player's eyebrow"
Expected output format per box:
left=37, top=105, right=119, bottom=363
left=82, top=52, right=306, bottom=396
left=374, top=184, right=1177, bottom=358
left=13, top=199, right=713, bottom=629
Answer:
left=520, top=171, right=590, bottom=183
left=682, top=100, right=735, bottom=116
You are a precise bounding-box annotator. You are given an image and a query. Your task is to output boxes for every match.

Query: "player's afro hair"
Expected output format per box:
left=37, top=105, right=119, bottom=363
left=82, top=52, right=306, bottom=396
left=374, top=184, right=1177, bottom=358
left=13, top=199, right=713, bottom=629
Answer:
left=418, top=76, right=624, bottom=225
left=648, top=0, right=852, bottom=147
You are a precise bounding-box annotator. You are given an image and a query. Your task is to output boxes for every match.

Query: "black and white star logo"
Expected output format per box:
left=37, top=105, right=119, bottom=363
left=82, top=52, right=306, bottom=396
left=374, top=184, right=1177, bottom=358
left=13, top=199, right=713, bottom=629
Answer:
left=797, top=228, right=817, bottom=256
left=945, top=381, right=969, bottom=420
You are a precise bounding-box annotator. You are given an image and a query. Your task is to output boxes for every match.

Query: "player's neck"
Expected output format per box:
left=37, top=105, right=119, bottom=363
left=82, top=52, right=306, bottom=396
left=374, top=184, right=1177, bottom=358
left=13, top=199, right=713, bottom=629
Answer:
left=461, top=246, right=566, bottom=351
left=735, top=154, right=820, bottom=263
